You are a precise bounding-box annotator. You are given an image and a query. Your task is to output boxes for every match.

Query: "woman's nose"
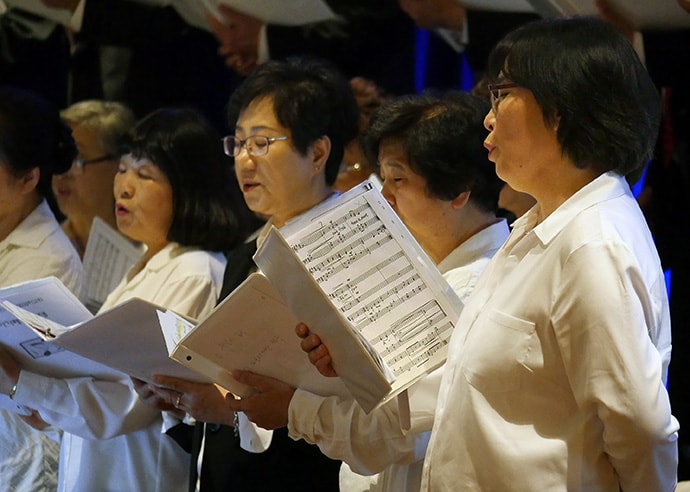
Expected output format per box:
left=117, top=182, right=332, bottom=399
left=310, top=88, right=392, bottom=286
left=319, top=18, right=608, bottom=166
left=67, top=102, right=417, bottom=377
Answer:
left=114, top=173, right=133, bottom=198
left=233, top=153, right=258, bottom=176
left=484, top=109, right=495, bottom=131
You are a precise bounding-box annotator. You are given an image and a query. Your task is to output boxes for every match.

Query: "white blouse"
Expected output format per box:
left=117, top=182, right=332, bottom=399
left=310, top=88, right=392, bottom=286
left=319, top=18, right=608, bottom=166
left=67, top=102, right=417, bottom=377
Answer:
left=14, top=242, right=226, bottom=492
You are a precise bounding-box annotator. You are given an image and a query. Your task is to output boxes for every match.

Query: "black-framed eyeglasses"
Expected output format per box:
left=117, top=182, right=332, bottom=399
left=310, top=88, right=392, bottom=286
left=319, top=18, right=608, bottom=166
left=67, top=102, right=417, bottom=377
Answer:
left=71, top=154, right=118, bottom=174
left=488, top=83, right=518, bottom=113
left=222, top=135, right=289, bottom=157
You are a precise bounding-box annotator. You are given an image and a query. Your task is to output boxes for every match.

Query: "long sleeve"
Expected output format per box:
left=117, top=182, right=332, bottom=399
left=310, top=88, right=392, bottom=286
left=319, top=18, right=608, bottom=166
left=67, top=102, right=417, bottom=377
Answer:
left=13, top=371, right=157, bottom=439
left=13, top=247, right=224, bottom=440
left=554, top=241, right=678, bottom=491
left=286, top=368, right=442, bottom=476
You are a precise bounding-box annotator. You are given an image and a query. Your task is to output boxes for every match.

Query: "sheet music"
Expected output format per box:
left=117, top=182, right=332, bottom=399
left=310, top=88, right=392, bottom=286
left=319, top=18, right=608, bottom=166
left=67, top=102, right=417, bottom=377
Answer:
left=0, top=278, right=121, bottom=414
left=273, top=182, right=462, bottom=396
left=82, top=217, right=143, bottom=313
left=166, top=274, right=352, bottom=400
left=3, top=294, right=209, bottom=385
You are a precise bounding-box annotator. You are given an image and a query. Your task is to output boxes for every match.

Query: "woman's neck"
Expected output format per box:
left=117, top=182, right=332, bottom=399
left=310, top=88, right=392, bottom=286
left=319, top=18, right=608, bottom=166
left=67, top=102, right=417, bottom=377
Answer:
left=0, top=195, right=41, bottom=243
left=273, top=185, right=335, bottom=228
left=422, top=206, right=499, bottom=265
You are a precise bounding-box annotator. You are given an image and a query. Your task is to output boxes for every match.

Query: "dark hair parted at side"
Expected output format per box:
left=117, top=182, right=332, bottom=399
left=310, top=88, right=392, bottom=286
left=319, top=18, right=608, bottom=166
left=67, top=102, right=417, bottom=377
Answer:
left=486, top=16, right=661, bottom=180
left=227, top=57, right=359, bottom=186
left=363, top=91, right=502, bottom=213
left=121, top=107, right=246, bottom=252
left=0, top=86, right=76, bottom=209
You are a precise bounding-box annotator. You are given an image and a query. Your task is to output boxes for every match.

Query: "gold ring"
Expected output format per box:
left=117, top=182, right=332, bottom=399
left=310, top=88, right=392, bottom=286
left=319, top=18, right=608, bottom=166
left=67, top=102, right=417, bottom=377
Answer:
left=175, top=394, right=182, bottom=408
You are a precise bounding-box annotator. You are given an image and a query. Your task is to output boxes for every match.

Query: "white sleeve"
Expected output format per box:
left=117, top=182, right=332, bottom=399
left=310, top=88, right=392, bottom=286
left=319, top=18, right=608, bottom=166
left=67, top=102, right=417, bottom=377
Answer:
left=13, top=370, right=159, bottom=439
left=287, top=389, right=421, bottom=475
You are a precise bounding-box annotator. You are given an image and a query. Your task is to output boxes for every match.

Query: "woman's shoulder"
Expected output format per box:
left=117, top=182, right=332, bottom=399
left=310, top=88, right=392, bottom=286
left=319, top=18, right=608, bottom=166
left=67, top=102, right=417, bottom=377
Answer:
left=166, top=245, right=227, bottom=268
left=153, top=244, right=227, bottom=282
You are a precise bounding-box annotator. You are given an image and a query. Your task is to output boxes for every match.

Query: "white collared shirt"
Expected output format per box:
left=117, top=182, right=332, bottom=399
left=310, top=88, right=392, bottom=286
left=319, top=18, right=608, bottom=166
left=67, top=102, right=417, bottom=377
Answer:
left=288, top=219, right=511, bottom=492
left=422, top=172, right=677, bottom=491
left=14, top=242, right=226, bottom=492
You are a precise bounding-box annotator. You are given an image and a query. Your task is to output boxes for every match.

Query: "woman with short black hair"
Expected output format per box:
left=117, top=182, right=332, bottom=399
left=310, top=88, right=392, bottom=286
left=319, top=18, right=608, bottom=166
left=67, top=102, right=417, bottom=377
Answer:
left=0, top=107, right=250, bottom=492
left=422, top=16, right=676, bottom=490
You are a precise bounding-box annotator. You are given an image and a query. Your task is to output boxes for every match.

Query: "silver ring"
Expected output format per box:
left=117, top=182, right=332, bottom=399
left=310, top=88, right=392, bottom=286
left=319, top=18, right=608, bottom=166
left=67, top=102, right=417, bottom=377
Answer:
left=175, top=394, right=182, bottom=408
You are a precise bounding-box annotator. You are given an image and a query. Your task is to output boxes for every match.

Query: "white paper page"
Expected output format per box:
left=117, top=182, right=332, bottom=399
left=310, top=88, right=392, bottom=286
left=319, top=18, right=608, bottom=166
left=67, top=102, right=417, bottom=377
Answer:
left=206, top=0, right=336, bottom=26
left=82, top=217, right=143, bottom=313
left=526, top=0, right=690, bottom=29
left=270, top=182, right=463, bottom=403
left=3, top=0, right=72, bottom=24
left=54, top=299, right=209, bottom=384
left=1, top=302, right=73, bottom=338
left=0, top=277, right=93, bottom=328
left=0, top=278, right=120, bottom=414
left=158, top=309, right=195, bottom=356
left=256, top=231, right=393, bottom=412
left=171, top=273, right=352, bottom=400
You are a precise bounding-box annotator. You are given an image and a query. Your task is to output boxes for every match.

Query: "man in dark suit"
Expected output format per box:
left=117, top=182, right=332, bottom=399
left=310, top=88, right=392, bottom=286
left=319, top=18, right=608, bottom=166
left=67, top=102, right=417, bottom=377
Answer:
left=0, top=8, right=70, bottom=108
left=207, top=0, right=417, bottom=95
left=36, top=0, right=241, bottom=133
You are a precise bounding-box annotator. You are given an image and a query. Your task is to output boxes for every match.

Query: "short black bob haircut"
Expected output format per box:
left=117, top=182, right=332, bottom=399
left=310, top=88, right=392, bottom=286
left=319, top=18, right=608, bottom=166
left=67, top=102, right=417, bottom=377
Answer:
left=486, top=16, right=661, bottom=182
left=363, top=91, right=503, bottom=213
left=227, top=57, right=359, bottom=186
left=0, top=86, right=76, bottom=214
left=119, top=107, right=244, bottom=252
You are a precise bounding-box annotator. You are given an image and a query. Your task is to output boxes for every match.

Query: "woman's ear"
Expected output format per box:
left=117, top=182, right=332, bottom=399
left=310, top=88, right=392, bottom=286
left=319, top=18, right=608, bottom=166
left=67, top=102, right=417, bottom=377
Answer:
left=310, top=136, right=331, bottom=174
left=20, top=167, right=40, bottom=194
left=451, top=190, right=471, bottom=209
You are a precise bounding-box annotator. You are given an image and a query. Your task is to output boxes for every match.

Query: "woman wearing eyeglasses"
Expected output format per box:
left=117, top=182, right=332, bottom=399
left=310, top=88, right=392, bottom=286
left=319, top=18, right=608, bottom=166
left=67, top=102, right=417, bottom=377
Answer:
left=0, top=107, right=250, bottom=492
left=138, top=57, right=358, bottom=492
left=0, top=87, right=82, bottom=492
left=52, top=100, right=136, bottom=258
left=417, top=16, right=677, bottom=490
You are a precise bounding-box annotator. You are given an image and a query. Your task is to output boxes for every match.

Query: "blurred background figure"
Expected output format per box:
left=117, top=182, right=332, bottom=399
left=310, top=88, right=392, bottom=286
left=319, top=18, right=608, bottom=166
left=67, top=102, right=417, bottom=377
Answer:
left=497, top=183, right=535, bottom=223
left=53, top=100, right=136, bottom=257
left=205, top=0, right=417, bottom=95
left=14, top=0, right=241, bottom=133
left=398, top=0, right=540, bottom=90
left=0, top=106, right=249, bottom=492
left=334, top=77, right=386, bottom=193
left=0, top=85, right=81, bottom=492
left=0, top=3, right=71, bottom=108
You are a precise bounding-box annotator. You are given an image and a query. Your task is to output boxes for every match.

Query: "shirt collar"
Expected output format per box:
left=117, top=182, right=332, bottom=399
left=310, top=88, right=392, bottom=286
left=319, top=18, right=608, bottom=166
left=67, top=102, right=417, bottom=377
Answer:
left=1, top=200, right=58, bottom=250
left=437, top=219, right=510, bottom=275
left=511, top=172, right=631, bottom=246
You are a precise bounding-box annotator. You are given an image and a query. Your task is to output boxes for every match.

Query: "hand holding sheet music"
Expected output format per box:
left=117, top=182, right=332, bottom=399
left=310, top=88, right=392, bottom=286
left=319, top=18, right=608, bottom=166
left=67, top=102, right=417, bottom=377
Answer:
left=167, top=182, right=463, bottom=415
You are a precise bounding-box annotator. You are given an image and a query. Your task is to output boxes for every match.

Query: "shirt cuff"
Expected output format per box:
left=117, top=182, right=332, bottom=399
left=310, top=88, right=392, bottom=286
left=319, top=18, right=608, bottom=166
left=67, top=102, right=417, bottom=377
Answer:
left=287, top=388, right=323, bottom=442
left=13, top=370, right=49, bottom=406
left=238, top=412, right=273, bottom=452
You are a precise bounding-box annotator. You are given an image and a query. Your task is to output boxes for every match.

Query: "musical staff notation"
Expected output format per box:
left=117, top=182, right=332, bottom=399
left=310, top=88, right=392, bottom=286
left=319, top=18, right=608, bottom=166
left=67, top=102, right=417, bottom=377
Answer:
left=280, top=188, right=460, bottom=385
